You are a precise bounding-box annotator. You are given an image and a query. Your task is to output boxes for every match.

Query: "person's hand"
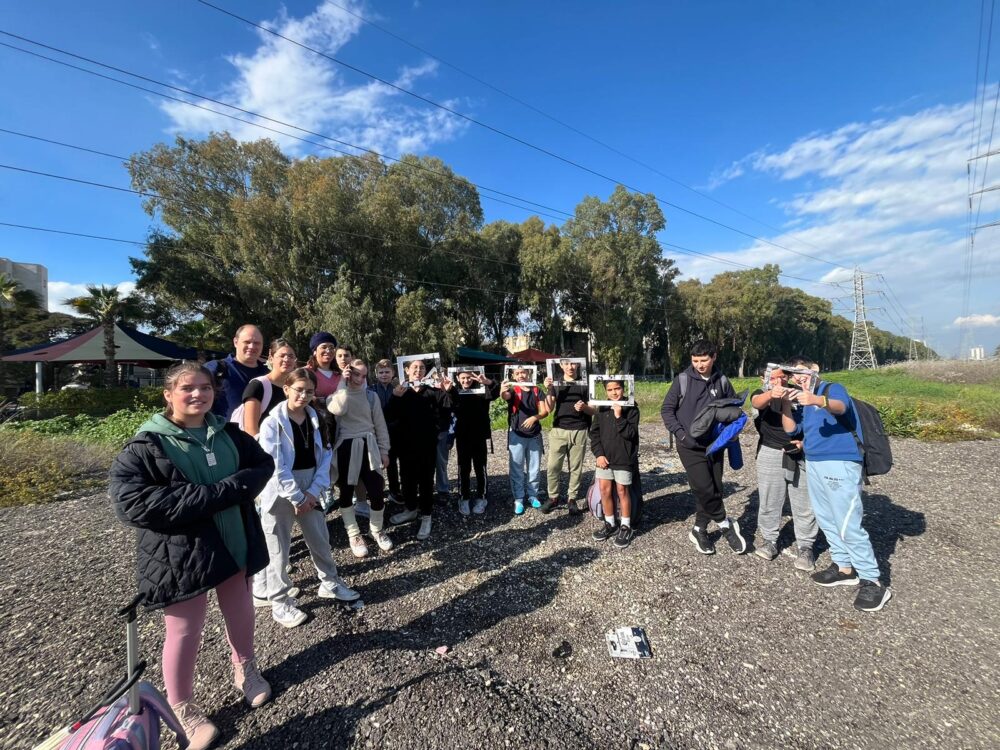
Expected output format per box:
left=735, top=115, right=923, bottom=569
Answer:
left=596, top=456, right=610, bottom=469
left=770, top=384, right=786, bottom=400
left=573, top=400, right=585, bottom=412
left=792, top=390, right=818, bottom=406
left=544, top=376, right=553, bottom=389
left=613, top=404, right=622, bottom=419
left=477, top=373, right=490, bottom=385
left=786, top=439, right=804, bottom=452
left=502, top=380, right=514, bottom=392
left=522, top=415, right=537, bottom=429
left=441, top=377, right=454, bottom=391
left=677, top=430, right=696, bottom=449
left=381, top=453, right=390, bottom=469
left=296, top=494, right=318, bottom=515
left=393, top=384, right=407, bottom=397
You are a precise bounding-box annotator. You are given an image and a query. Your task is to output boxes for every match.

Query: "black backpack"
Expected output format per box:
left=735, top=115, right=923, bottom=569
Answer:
left=817, top=382, right=893, bottom=482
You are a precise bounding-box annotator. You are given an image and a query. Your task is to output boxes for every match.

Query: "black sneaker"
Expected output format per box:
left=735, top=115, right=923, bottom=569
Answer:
left=540, top=497, right=564, bottom=515
left=810, top=563, right=860, bottom=587
left=592, top=521, right=617, bottom=542
left=688, top=526, right=715, bottom=555
left=721, top=520, right=747, bottom=554
left=853, top=580, right=892, bottom=612
left=613, top=524, right=635, bottom=549
left=567, top=499, right=582, bottom=516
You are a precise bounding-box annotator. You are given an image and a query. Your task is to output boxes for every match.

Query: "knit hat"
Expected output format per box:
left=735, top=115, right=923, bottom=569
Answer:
left=309, top=331, right=338, bottom=351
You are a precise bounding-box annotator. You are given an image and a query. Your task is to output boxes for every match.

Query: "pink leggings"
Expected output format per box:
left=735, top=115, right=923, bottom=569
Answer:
left=162, top=571, right=255, bottom=704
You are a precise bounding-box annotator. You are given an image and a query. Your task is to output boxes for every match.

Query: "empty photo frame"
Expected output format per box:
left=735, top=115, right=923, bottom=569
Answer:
left=763, top=362, right=818, bottom=394
left=397, top=352, right=443, bottom=388
left=447, top=365, right=486, bottom=395
left=545, top=357, right=588, bottom=386
left=588, top=374, right=635, bottom=407
left=503, top=364, right=538, bottom=386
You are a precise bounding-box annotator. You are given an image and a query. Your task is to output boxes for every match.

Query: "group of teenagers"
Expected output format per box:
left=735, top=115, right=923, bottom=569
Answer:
left=107, top=325, right=891, bottom=750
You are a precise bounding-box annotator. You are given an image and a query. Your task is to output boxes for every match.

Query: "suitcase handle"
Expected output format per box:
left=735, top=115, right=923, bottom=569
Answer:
left=69, top=660, right=147, bottom=730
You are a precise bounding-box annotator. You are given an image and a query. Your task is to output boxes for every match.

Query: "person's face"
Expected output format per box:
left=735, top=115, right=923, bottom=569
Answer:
left=165, top=372, right=214, bottom=418
left=769, top=369, right=788, bottom=388
left=233, top=327, right=263, bottom=364
left=335, top=348, right=353, bottom=371
left=457, top=372, right=475, bottom=389
left=270, top=346, right=297, bottom=374
left=513, top=368, right=530, bottom=382
left=691, top=354, right=715, bottom=376
left=407, top=360, right=426, bottom=381
left=604, top=381, right=624, bottom=401
left=791, top=371, right=813, bottom=392
left=376, top=367, right=393, bottom=384
left=284, top=378, right=315, bottom=408
left=348, top=363, right=368, bottom=387
left=314, top=343, right=335, bottom=368
left=559, top=360, right=579, bottom=379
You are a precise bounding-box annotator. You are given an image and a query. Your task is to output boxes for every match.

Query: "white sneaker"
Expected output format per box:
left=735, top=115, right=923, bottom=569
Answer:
left=373, top=530, right=394, bottom=552
left=458, top=499, right=471, bottom=516
left=390, top=508, right=419, bottom=525
left=472, top=498, right=488, bottom=515
left=353, top=499, right=371, bottom=518
left=253, top=585, right=298, bottom=608
left=349, top=535, right=369, bottom=559
left=272, top=601, right=307, bottom=628
left=416, top=515, right=433, bottom=541
left=318, top=579, right=360, bottom=602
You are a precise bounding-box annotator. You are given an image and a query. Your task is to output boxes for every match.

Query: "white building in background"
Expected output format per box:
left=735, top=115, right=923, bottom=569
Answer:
left=969, top=346, right=985, bottom=361
left=0, top=257, right=48, bottom=308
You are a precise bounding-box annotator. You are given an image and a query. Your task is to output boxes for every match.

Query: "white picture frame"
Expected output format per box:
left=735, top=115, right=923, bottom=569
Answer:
left=397, top=352, right=444, bottom=388
left=545, top=357, right=588, bottom=387
left=763, top=362, right=818, bottom=395
left=447, top=366, right=486, bottom=395
left=588, top=374, right=635, bottom=407
left=503, top=364, right=538, bottom=387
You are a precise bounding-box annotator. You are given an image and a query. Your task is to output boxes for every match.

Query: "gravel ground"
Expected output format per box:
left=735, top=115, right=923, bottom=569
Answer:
left=2, top=425, right=999, bottom=750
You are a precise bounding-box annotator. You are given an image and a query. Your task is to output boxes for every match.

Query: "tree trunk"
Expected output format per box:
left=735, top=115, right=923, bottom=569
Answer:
left=738, top=347, right=746, bottom=379
left=104, top=319, right=117, bottom=388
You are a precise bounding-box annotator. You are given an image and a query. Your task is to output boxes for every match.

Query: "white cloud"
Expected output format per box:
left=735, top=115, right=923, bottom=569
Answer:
left=953, top=313, right=1000, bottom=327
left=48, top=281, right=137, bottom=316
left=684, top=94, right=1000, bottom=356
left=161, top=0, right=467, bottom=157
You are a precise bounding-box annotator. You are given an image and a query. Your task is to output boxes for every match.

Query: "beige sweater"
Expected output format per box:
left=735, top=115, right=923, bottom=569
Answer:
left=327, top=386, right=390, bottom=484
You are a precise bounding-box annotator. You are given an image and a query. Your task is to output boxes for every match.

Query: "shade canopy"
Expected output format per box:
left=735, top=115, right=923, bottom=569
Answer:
left=455, top=346, right=515, bottom=363
left=1, top=323, right=209, bottom=364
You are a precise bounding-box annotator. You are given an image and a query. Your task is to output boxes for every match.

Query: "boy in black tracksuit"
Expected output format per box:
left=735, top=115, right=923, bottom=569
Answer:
left=660, top=340, right=747, bottom=556
left=589, top=379, right=641, bottom=549
left=452, top=370, right=501, bottom=516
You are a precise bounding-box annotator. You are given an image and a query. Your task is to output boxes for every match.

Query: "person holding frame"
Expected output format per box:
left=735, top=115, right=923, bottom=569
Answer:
left=542, top=354, right=595, bottom=515
left=370, top=359, right=401, bottom=504
left=397, top=353, right=454, bottom=502
left=501, top=364, right=549, bottom=515
left=589, top=378, right=641, bottom=548
left=450, top=367, right=501, bottom=515
left=386, top=357, right=454, bottom=541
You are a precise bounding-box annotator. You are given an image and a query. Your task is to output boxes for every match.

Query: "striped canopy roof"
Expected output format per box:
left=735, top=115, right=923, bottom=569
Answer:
left=1, top=324, right=205, bottom=363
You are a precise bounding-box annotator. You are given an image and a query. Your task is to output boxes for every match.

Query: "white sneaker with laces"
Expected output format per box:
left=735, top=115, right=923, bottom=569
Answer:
left=318, top=579, right=360, bottom=602
left=373, top=530, right=394, bottom=551
left=272, top=601, right=307, bottom=628
left=416, top=515, right=433, bottom=540
left=458, top=499, right=471, bottom=516
left=349, top=535, right=369, bottom=558
left=390, top=508, right=419, bottom=525
left=472, top=498, right=488, bottom=515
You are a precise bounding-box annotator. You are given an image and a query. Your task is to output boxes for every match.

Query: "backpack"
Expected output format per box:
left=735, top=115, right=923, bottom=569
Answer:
left=816, top=381, right=893, bottom=482
left=587, top=461, right=644, bottom=526
left=229, top=376, right=272, bottom=431
left=677, top=371, right=732, bottom=405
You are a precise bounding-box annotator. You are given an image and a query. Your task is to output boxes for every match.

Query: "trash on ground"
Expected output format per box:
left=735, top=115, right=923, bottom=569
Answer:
left=606, top=626, right=653, bottom=659
left=552, top=640, right=573, bottom=659
left=435, top=645, right=450, bottom=656
left=349, top=599, right=365, bottom=611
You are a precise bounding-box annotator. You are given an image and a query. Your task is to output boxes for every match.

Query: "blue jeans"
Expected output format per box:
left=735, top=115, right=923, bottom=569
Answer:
left=508, top=432, right=543, bottom=503
left=435, top=430, right=453, bottom=494
left=806, top=460, right=880, bottom=582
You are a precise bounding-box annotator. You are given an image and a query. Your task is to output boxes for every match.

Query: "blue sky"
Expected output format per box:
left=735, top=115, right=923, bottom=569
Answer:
left=1, top=0, right=997, bottom=356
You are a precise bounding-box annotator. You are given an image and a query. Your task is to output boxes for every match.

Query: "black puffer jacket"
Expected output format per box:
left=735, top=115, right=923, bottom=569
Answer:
left=109, top=424, right=274, bottom=610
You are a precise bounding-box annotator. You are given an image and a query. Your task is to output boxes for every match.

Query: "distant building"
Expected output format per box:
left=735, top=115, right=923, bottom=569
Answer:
left=0, top=258, right=48, bottom=308
left=970, top=346, right=985, bottom=361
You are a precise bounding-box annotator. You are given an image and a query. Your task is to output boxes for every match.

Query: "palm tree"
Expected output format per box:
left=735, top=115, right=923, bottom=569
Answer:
left=63, top=285, right=144, bottom=387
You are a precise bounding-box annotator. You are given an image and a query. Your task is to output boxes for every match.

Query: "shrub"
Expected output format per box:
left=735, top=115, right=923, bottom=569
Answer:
left=0, top=432, right=114, bottom=507
left=18, top=387, right=163, bottom=417
left=1, top=408, right=157, bottom=447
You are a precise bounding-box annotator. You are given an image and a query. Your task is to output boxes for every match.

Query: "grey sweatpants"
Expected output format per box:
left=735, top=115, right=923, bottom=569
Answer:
left=755, top=445, right=817, bottom=548
left=261, top=468, right=341, bottom=603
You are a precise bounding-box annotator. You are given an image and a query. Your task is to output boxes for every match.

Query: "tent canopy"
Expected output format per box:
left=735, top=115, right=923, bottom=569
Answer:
left=509, top=347, right=557, bottom=363
left=455, top=346, right=515, bottom=363
left=1, top=323, right=211, bottom=364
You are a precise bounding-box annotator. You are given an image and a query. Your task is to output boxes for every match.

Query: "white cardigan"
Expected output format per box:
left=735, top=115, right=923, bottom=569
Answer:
left=256, top=401, right=332, bottom=512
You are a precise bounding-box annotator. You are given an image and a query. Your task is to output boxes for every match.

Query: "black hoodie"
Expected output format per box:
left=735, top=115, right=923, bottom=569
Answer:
left=660, top=365, right=736, bottom=448
left=589, top=404, right=640, bottom=470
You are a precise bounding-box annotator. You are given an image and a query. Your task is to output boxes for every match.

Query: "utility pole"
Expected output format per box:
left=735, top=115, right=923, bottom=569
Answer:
left=848, top=267, right=878, bottom=370
left=908, top=317, right=919, bottom=361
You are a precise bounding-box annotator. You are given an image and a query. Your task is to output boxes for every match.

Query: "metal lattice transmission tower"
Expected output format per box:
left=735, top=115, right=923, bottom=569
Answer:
left=908, top=317, right=919, bottom=361
left=848, top=267, right=878, bottom=370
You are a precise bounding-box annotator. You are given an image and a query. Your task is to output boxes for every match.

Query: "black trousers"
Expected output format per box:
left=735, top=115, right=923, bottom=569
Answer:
left=456, top=435, right=487, bottom=499
left=335, top=439, right=385, bottom=511
left=399, top=442, right=436, bottom=516
left=677, top=444, right=727, bottom=528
